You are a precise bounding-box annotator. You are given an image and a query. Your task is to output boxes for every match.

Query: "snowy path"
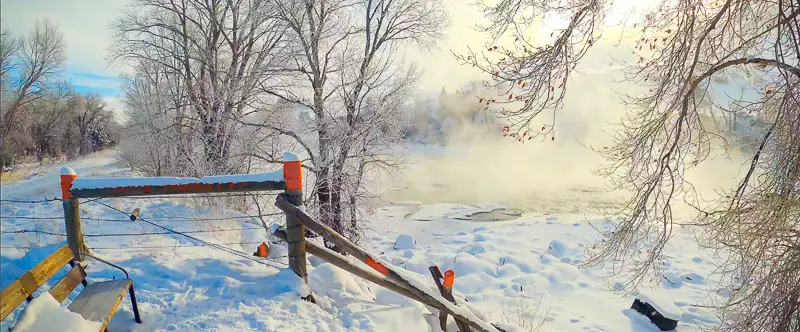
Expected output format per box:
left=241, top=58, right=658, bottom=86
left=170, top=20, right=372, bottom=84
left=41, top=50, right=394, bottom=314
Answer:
left=1, top=152, right=727, bottom=331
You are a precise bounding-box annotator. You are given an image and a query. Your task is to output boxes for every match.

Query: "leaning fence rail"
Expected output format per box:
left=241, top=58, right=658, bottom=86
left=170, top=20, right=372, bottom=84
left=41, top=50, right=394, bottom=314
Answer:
left=8, top=150, right=512, bottom=331
left=274, top=194, right=509, bottom=332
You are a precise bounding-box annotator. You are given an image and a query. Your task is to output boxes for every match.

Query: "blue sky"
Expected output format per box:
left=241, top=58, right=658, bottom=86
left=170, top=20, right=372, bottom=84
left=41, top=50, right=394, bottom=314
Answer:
left=1, top=0, right=132, bottom=115
left=0, top=0, right=489, bottom=111
left=63, top=71, right=123, bottom=97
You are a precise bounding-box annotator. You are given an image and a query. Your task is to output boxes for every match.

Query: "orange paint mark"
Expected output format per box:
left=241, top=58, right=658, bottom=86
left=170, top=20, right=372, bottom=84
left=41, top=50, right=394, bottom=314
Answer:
left=60, top=174, right=77, bottom=199
left=366, top=257, right=389, bottom=275
left=443, top=270, right=455, bottom=288
left=284, top=161, right=303, bottom=191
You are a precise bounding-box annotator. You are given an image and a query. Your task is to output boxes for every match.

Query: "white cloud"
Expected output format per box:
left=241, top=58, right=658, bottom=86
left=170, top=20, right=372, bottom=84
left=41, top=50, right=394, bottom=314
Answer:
left=102, top=96, right=127, bottom=123
left=1, top=0, right=131, bottom=76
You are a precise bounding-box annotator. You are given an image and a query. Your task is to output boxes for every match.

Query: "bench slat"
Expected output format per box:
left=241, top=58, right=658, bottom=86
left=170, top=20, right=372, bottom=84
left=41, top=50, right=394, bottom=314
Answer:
left=49, top=265, right=87, bottom=303
left=0, top=244, right=73, bottom=321
left=67, top=279, right=131, bottom=331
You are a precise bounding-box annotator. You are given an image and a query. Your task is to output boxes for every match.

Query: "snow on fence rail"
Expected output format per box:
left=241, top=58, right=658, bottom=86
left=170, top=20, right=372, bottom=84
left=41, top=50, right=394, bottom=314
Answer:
left=44, top=151, right=509, bottom=332
left=64, top=152, right=301, bottom=199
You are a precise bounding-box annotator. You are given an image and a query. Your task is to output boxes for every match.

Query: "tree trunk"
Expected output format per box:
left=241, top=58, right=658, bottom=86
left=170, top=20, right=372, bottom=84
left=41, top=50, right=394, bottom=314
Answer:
left=201, top=116, right=230, bottom=175
left=78, top=126, right=90, bottom=156
left=317, top=124, right=346, bottom=252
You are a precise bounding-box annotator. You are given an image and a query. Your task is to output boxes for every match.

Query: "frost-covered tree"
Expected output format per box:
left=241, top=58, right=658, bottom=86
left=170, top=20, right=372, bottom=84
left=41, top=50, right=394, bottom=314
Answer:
left=0, top=20, right=65, bottom=159
left=248, top=0, right=448, bottom=244
left=112, top=0, right=288, bottom=175
left=465, top=0, right=800, bottom=330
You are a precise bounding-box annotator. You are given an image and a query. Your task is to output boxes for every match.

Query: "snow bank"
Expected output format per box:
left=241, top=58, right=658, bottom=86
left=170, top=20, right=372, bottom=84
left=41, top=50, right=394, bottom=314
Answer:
left=545, top=240, right=576, bottom=258
left=12, top=293, right=102, bottom=332
left=71, top=170, right=284, bottom=190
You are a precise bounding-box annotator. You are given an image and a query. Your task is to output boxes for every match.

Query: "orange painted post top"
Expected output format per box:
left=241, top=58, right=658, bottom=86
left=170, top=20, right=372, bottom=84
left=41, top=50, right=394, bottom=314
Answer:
left=60, top=167, right=77, bottom=199
left=283, top=152, right=302, bottom=191
left=443, top=269, right=455, bottom=288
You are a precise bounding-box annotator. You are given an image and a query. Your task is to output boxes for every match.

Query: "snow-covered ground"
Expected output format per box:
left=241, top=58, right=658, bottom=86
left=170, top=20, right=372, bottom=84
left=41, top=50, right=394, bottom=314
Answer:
left=1, top=151, right=728, bottom=331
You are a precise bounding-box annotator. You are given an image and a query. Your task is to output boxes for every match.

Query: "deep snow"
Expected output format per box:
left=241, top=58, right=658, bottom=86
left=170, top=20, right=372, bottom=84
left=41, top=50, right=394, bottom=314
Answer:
left=1, top=151, right=728, bottom=331
left=11, top=293, right=102, bottom=332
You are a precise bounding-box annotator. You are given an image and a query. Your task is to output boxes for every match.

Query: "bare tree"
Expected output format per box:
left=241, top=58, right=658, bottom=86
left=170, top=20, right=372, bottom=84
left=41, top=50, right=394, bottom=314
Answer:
left=0, top=20, right=65, bottom=155
left=468, top=0, right=800, bottom=330
left=28, top=83, right=76, bottom=162
left=73, top=93, right=112, bottom=156
left=119, top=58, right=200, bottom=176
left=0, top=29, right=18, bottom=84
left=112, top=0, right=288, bottom=175
left=251, top=0, right=448, bottom=244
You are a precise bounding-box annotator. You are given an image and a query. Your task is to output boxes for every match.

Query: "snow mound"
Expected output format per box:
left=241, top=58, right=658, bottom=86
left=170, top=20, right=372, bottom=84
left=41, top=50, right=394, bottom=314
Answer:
left=309, top=263, right=372, bottom=301
left=12, top=293, right=102, bottom=332
left=545, top=240, right=577, bottom=259
left=394, top=234, right=416, bottom=250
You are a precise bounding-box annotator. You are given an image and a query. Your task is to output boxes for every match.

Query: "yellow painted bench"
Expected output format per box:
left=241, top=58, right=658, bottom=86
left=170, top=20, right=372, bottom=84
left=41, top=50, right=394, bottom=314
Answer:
left=0, top=245, right=142, bottom=331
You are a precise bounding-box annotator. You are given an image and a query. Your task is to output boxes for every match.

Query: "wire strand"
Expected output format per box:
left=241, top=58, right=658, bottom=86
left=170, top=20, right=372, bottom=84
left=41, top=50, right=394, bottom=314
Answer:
left=82, top=196, right=286, bottom=268
left=0, top=197, right=62, bottom=204
left=108, top=192, right=278, bottom=199
left=0, top=213, right=282, bottom=222
left=2, top=227, right=269, bottom=237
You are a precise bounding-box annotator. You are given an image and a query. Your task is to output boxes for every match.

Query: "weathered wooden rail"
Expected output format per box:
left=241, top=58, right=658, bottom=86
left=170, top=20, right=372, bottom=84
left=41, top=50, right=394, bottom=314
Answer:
left=274, top=194, right=504, bottom=332
left=1, top=152, right=313, bottom=329
left=2, top=151, right=510, bottom=331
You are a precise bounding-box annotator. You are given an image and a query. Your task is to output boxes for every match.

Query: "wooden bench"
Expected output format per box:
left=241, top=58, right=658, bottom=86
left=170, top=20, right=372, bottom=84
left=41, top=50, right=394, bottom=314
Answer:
left=0, top=244, right=142, bottom=331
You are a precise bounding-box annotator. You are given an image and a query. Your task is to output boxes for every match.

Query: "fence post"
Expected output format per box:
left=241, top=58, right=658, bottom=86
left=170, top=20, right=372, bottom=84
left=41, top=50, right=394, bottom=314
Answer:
left=283, top=153, right=314, bottom=302
left=60, top=167, right=86, bottom=262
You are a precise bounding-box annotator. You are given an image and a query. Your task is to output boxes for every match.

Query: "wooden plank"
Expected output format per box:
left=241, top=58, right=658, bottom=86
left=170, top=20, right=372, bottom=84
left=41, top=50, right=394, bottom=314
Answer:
left=0, top=245, right=73, bottom=321
left=274, top=229, right=437, bottom=309
left=71, top=180, right=286, bottom=198
left=276, top=194, right=499, bottom=332
left=49, top=265, right=87, bottom=303
left=429, top=266, right=471, bottom=332
left=0, top=281, right=27, bottom=321
left=68, top=279, right=131, bottom=331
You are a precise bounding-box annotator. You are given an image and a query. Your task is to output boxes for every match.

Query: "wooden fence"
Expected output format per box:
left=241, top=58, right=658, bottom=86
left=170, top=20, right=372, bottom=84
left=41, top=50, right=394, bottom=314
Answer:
left=55, top=152, right=505, bottom=332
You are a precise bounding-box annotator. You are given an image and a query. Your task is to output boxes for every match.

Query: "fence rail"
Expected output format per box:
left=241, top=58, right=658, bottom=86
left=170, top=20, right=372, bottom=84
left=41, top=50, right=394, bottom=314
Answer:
left=3, top=151, right=509, bottom=331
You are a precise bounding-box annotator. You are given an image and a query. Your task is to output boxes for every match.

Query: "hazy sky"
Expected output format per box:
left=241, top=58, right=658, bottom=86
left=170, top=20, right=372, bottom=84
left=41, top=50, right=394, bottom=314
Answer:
left=0, top=0, right=490, bottom=110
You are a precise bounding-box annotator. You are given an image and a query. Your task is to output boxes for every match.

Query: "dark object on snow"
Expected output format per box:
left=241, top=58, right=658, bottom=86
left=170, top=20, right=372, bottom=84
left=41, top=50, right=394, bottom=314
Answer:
left=129, top=207, right=141, bottom=221
left=631, top=298, right=679, bottom=331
